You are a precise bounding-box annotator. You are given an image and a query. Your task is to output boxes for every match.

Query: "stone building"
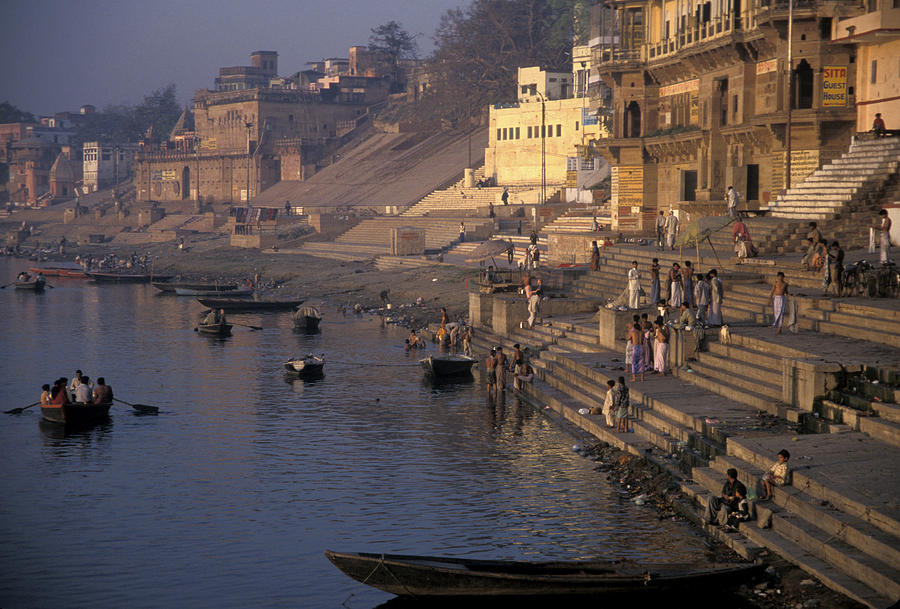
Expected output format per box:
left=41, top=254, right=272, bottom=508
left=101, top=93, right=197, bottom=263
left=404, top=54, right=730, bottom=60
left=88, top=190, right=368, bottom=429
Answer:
left=832, top=1, right=900, bottom=132
left=134, top=50, right=390, bottom=204
left=590, top=0, right=862, bottom=230
left=83, top=141, right=138, bottom=193
left=483, top=58, right=609, bottom=197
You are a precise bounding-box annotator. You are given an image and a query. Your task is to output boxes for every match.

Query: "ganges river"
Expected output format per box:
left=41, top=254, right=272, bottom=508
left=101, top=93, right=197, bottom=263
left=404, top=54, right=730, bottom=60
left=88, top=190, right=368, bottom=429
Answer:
left=0, top=259, right=715, bottom=608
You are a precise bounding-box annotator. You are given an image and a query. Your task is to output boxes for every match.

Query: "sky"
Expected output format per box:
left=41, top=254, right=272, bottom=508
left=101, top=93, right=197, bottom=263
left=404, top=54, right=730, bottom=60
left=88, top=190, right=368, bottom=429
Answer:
left=1, top=0, right=462, bottom=117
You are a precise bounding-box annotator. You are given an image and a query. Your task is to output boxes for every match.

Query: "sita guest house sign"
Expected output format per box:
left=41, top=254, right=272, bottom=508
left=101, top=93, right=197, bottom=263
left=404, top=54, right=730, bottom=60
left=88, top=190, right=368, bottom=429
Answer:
left=822, top=66, right=848, bottom=107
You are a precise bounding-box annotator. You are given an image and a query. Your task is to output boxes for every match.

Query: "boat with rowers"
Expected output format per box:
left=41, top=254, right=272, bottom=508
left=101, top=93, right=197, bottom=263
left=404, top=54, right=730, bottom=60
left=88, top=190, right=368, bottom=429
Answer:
left=14, top=273, right=47, bottom=291
left=153, top=280, right=239, bottom=293
left=88, top=271, right=173, bottom=283
left=324, top=551, right=765, bottom=598
left=283, top=354, right=325, bottom=377
left=196, top=321, right=233, bottom=337
left=420, top=354, right=477, bottom=378
left=41, top=401, right=112, bottom=426
left=292, top=306, right=322, bottom=332
left=197, top=296, right=304, bottom=312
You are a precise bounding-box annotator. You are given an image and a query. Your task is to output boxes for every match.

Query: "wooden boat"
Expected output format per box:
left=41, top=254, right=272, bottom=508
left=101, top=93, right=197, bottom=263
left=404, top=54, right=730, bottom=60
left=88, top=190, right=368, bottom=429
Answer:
left=88, top=271, right=173, bottom=283
left=41, top=402, right=112, bottom=426
left=29, top=263, right=87, bottom=278
left=324, top=551, right=766, bottom=598
left=420, top=354, right=477, bottom=378
left=14, top=276, right=46, bottom=291
left=153, top=281, right=238, bottom=293
left=292, top=306, right=322, bottom=331
left=176, top=287, right=253, bottom=297
left=283, top=354, right=325, bottom=376
left=197, top=297, right=304, bottom=312
left=196, top=321, right=233, bottom=337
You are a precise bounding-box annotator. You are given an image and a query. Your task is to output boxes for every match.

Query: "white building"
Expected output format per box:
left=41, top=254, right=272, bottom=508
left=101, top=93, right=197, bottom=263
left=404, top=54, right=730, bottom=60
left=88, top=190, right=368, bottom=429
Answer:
left=83, top=142, right=138, bottom=193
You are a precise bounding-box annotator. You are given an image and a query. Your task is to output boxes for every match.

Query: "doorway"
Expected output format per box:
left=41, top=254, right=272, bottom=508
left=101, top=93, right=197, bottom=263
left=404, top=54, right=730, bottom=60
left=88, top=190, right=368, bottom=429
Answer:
left=181, top=166, right=190, bottom=199
left=746, top=164, right=759, bottom=201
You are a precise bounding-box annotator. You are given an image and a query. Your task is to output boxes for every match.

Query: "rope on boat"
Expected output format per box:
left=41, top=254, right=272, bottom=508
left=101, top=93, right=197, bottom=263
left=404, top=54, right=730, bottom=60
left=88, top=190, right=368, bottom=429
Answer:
left=375, top=554, right=418, bottom=599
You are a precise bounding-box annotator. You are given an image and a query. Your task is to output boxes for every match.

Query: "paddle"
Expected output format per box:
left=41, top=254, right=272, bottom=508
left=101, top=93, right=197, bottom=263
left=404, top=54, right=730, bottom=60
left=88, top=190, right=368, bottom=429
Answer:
left=5, top=401, right=40, bottom=414
left=113, top=397, right=158, bottom=414
left=230, top=322, right=263, bottom=331
left=0, top=281, right=16, bottom=289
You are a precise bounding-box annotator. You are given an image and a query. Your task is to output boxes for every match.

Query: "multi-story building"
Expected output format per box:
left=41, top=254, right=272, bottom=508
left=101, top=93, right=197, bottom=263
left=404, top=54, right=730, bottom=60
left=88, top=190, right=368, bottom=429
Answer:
left=832, top=0, right=900, bottom=132
left=134, top=50, right=390, bottom=204
left=83, top=142, right=139, bottom=193
left=590, top=0, right=862, bottom=230
left=483, top=56, right=609, bottom=200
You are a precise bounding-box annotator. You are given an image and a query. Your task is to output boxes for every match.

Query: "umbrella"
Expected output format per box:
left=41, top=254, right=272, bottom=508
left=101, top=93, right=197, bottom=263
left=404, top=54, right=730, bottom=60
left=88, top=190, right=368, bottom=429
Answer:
left=674, top=216, right=735, bottom=267
left=465, top=239, right=515, bottom=263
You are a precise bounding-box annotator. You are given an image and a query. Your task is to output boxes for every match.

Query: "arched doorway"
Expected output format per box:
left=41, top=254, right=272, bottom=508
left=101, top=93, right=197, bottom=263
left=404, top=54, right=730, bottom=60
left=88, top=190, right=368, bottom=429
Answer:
left=181, top=166, right=190, bottom=199
left=794, top=60, right=813, bottom=109
left=624, top=101, right=641, bottom=138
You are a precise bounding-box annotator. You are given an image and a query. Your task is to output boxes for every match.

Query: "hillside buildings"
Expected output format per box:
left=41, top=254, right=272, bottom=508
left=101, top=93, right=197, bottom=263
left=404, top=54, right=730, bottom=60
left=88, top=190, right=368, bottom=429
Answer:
left=133, top=49, right=392, bottom=204
left=589, top=0, right=865, bottom=230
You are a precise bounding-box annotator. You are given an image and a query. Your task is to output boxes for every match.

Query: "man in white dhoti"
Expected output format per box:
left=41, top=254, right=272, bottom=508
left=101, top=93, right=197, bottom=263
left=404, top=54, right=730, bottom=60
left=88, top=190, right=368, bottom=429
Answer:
left=668, top=262, right=684, bottom=308
left=664, top=210, right=678, bottom=250
left=878, top=209, right=892, bottom=264
left=769, top=272, right=789, bottom=335
left=707, top=269, right=724, bottom=326
left=627, top=261, right=641, bottom=309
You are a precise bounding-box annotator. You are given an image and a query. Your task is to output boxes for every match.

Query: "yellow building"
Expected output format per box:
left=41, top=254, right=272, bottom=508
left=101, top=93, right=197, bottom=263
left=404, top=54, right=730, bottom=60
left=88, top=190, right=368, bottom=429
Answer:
left=591, top=0, right=862, bottom=230
left=832, top=1, right=900, bottom=131
left=484, top=59, right=608, bottom=199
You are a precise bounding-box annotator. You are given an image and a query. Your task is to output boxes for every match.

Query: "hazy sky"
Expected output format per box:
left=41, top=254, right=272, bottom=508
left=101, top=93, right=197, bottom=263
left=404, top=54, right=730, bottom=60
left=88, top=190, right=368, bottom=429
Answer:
left=1, top=0, right=462, bottom=117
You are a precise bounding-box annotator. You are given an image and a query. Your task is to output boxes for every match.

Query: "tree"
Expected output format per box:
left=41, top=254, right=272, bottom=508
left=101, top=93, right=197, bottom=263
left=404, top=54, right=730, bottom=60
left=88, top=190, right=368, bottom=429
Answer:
left=0, top=101, right=36, bottom=124
left=71, top=84, right=181, bottom=146
left=369, top=21, right=419, bottom=92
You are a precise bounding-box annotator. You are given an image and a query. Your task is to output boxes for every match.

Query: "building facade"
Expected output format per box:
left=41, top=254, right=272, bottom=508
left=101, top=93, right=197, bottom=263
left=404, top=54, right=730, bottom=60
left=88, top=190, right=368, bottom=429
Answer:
left=83, top=142, right=138, bottom=193
left=591, top=0, right=862, bottom=230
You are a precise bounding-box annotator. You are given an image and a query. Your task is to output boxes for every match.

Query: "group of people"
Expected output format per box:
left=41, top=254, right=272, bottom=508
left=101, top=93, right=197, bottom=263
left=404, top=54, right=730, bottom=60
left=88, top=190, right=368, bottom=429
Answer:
left=623, top=312, right=671, bottom=380
left=590, top=377, right=633, bottom=433
left=704, top=449, right=791, bottom=529
left=484, top=344, right=535, bottom=394
left=621, top=258, right=724, bottom=327
left=654, top=210, right=680, bottom=250
left=40, top=370, right=113, bottom=407
left=201, top=308, right=227, bottom=326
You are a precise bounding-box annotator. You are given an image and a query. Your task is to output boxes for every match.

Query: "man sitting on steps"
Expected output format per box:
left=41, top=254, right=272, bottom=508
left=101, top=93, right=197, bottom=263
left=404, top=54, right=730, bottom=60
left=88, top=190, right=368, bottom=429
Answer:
left=704, top=468, right=747, bottom=526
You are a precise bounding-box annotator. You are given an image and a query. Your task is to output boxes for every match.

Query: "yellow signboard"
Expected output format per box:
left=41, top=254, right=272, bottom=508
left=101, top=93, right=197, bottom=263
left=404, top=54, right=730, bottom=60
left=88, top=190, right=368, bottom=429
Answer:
left=566, top=170, right=578, bottom=188
left=822, top=66, right=847, bottom=107
left=200, top=137, right=217, bottom=150
left=756, top=58, right=778, bottom=76
left=659, top=79, right=699, bottom=98
left=611, top=166, right=644, bottom=218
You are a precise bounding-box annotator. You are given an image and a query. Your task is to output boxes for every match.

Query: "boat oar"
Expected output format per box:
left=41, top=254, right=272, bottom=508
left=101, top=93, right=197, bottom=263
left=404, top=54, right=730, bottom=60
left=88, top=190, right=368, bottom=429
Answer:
left=0, top=281, right=15, bottom=289
left=113, top=397, right=158, bottom=414
left=230, top=322, right=263, bottom=331
left=5, top=401, right=40, bottom=414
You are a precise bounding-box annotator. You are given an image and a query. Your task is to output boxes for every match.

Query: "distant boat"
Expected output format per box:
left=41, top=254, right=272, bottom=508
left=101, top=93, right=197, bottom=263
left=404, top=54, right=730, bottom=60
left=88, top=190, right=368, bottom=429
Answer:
left=196, top=321, right=233, bottom=337
left=41, top=402, right=112, bottom=426
left=324, top=551, right=766, bottom=598
left=29, top=263, right=87, bottom=278
left=88, top=271, right=172, bottom=283
left=283, top=354, right=325, bottom=377
left=420, top=354, right=477, bottom=378
left=153, top=281, right=239, bottom=293
left=292, top=306, right=322, bottom=331
left=14, top=275, right=46, bottom=291
left=176, top=287, right=253, bottom=297
left=197, top=297, right=304, bottom=312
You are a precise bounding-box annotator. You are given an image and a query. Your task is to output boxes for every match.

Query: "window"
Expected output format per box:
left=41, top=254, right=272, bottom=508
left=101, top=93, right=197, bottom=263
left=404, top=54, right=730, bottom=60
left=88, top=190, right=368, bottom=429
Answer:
left=576, top=121, right=580, bottom=131
left=872, top=60, right=878, bottom=84
left=502, top=128, right=507, bottom=140
left=497, top=128, right=502, bottom=140
left=867, top=0, right=877, bottom=12
left=528, top=126, right=533, bottom=138
left=556, top=124, right=562, bottom=137
left=515, top=127, right=520, bottom=139
left=732, top=94, right=739, bottom=118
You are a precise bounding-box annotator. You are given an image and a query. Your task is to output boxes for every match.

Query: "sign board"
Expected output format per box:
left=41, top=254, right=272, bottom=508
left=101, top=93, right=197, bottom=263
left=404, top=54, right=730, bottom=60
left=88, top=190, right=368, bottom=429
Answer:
left=566, top=170, right=578, bottom=188
left=772, top=149, right=820, bottom=189
left=822, top=66, right=847, bottom=107
left=611, top=166, right=644, bottom=224
left=151, top=169, right=178, bottom=182
left=582, top=108, right=598, bottom=126
left=200, top=138, right=217, bottom=150
left=659, top=79, right=699, bottom=98
left=756, top=58, right=778, bottom=75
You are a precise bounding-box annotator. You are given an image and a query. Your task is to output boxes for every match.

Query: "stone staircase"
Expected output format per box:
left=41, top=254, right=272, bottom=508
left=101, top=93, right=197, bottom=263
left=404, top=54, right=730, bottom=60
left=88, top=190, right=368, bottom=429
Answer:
left=399, top=167, right=536, bottom=217
left=295, top=241, right=388, bottom=262
left=766, top=136, right=900, bottom=220
left=373, top=255, right=452, bottom=272
left=465, top=319, right=900, bottom=608
left=334, top=217, right=493, bottom=251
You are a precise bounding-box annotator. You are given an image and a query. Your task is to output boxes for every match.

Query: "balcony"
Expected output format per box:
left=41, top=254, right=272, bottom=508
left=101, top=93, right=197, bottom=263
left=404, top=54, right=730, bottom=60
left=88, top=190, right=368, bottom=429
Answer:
left=833, top=6, right=900, bottom=42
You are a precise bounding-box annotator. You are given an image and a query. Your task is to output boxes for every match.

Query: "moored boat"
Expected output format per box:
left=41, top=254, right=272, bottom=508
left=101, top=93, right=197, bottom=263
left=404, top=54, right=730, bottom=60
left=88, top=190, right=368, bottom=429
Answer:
left=324, top=551, right=766, bottom=598
left=283, top=354, right=325, bottom=376
left=41, top=402, right=112, bottom=426
left=196, top=322, right=233, bottom=337
left=176, top=287, right=253, bottom=297
left=292, top=306, right=322, bottom=331
left=197, top=297, right=304, bottom=312
left=29, top=263, right=87, bottom=278
left=153, top=281, right=239, bottom=293
left=420, top=354, right=477, bottom=378
left=87, top=271, right=173, bottom=283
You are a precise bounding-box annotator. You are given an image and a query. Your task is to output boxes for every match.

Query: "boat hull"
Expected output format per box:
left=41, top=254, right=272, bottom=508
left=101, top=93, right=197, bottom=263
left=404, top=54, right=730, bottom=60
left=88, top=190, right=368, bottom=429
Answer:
left=283, top=357, right=325, bottom=376
left=14, top=279, right=45, bottom=291
left=176, top=287, right=253, bottom=297
left=324, top=551, right=765, bottom=597
left=88, top=272, right=173, bottom=283
left=153, top=281, right=238, bottom=293
left=198, top=297, right=304, bottom=312
left=29, top=264, right=87, bottom=278
left=197, top=323, right=233, bottom=337
left=292, top=316, right=321, bottom=331
left=41, top=402, right=112, bottom=426
left=421, top=355, right=476, bottom=378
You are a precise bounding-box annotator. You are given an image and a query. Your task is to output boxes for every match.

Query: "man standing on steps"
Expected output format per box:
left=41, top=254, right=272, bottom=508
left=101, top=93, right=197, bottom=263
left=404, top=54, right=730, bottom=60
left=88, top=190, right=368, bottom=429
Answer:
left=708, top=269, right=724, bottom=326
left=769, top=271, right=789, bottom=335
left=501, top=187, right=509, bottom=205
left=664, top=210, right=679, bottom=250
left=725, top=185, right=741, bottom=218
left=877, top=209, right=892, bottom=264
left=649, top=258, right=660, bottom=305
left=459, top=221, right=465, bottom=243
left=655, top=211, right=666, bottom=250
left=627, top=261, right=641, bottom=309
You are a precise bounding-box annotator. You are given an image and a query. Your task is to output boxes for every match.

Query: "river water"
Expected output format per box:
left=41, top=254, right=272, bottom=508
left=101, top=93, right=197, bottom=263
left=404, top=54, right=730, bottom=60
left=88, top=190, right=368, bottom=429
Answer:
left=0, top=259, right=712, bottom=608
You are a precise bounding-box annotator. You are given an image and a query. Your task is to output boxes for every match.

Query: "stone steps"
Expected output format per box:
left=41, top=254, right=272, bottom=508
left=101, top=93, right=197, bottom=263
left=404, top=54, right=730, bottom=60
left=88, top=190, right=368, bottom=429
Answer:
left=689, top=353, right=783, bottom=400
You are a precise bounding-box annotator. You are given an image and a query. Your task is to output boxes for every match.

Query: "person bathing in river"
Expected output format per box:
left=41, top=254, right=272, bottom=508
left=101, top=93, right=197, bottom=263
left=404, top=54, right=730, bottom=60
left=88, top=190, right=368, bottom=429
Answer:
left=93, top=377, right=113, bottom=404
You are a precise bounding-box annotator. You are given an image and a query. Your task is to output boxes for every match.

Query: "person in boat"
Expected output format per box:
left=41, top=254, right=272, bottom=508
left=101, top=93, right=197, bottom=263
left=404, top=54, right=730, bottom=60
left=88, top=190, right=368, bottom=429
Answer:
left=74, top=376, right=93, bottom=404
left=17, top=271, right=30, bottom=281
left=93, top=377, right=113, bottom=404
left=49, top=380, right=69, bottom=407
left=40, top=383, right=51, bottom=405
left=69, top=370, right=85, bottom=394
left=202, top=308, right=226, bottom=326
